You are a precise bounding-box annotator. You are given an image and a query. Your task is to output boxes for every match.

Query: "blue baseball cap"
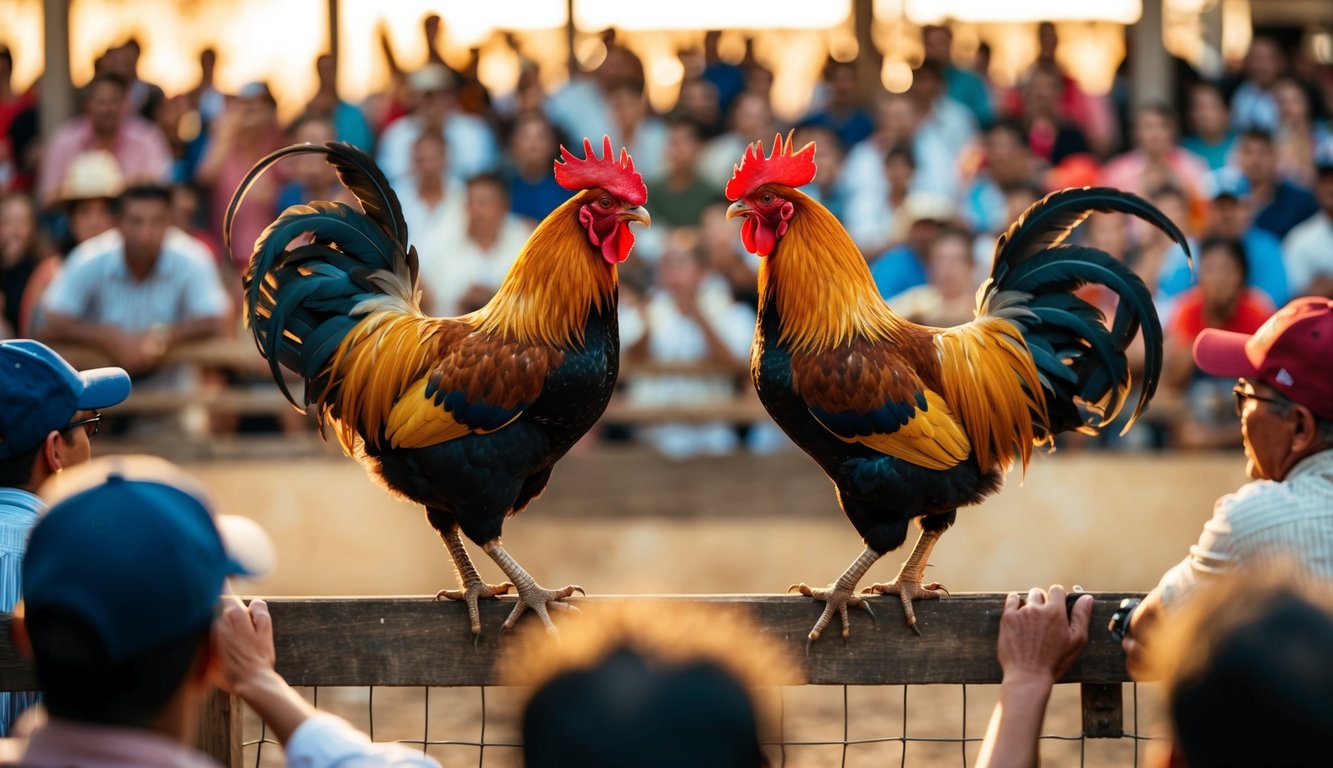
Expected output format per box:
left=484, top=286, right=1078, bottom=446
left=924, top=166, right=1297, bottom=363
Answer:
left=1206, top=167, right=1251, bottom=201
left=23, top=455, right=275, bottom=664
left=0, top=340, right=131, bottom=459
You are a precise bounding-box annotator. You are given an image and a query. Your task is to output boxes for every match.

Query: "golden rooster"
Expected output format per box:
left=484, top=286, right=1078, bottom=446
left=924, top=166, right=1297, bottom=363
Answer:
left=725, top=135, right=1187, bottom=644
left=227, top=138, right=649, bottom=636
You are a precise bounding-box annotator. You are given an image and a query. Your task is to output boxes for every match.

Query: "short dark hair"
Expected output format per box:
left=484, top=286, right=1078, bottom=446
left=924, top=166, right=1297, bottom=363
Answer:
left=1198, top=235, right=1249, bottom=285
left=85, top=72, right=129, bottom=96
left=885, top=143, right=916, bottom=169
left=1239, top=127, right=1275, bottom=145
left=987, top=118, right=1027, bottom=145
left=0, top=430, right=75, bottom=488
left=26, top=607, right=212, bottom=727
left=1148, top=183, right=1187, bottom=206
left=115, top=183, right=172, bottom=214
left=465, top=171, right=509, bottom=198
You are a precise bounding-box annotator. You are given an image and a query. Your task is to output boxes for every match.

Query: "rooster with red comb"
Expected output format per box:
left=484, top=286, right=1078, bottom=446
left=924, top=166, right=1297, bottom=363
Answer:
left=727, top=133, right=1187, bottom=645
left=228, top=137, right=649, bottom=636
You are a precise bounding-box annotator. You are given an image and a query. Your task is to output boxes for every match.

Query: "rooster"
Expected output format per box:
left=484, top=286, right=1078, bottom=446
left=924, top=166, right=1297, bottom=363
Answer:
left=226, top=138, right=649, bottom=636
left=725, top=135, right=1187, bottom=645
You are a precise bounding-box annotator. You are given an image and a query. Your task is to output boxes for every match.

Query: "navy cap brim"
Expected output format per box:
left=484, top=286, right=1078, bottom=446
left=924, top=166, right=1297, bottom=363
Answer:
left=75, top=367, right=132, bottom=410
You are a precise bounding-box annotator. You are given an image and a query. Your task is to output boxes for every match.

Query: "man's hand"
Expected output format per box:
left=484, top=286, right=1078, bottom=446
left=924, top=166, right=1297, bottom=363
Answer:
left=998, top=586, right=1094, bottom=685
left=211, top=596, right=278, bottom=697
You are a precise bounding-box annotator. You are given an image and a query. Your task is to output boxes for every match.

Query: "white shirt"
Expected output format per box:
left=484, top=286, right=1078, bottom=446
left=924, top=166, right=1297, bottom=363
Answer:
left=1282, top=211, right=1333, bottom=296
left=418, top=215, right=533, bottom=317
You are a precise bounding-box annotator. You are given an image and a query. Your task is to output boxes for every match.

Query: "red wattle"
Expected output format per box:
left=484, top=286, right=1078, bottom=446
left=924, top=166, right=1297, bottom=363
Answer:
left=600, top=221, right=634, bottom=264
left=741, top=217, right=758, bottom=255
left=753, top=221, right=777, bottom=257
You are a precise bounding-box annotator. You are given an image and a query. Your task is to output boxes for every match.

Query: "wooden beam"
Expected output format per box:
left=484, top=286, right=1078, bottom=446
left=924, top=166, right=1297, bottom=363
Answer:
left=326, top=0, right=340, bottom=64
left=566, top=0, right=577, bottom=77
left=39, top=0, right=75, bottom=145
left=1130, top=0, right=1173, bottom=113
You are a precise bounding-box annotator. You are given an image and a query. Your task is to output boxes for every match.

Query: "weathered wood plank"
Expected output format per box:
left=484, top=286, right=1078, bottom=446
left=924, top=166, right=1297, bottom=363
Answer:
left=197, top=690, right=243, bottom=768
left=1081, top=682, right=1125, bottom=738
left=0, top=593, right=1137, bottom=690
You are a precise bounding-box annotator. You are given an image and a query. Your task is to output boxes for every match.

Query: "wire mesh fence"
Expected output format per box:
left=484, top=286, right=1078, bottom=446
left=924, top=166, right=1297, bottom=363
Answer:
left=239, top=680, right=1159, bottom=768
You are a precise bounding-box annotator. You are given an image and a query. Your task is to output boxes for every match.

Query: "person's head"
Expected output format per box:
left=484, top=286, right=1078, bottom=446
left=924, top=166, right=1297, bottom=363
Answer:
left=664, top=118, right=704, bottom=177
left=1148, top=184, right=1191, bottom=240
left=677, top=78, right=721, bottom=128
left=1205, top=168, right=1253, bottom=238
left=729, top=91, right=774, bottom=138
left=1153, top=565, right=1333, bottom=767
left=287, top=113, right=338, bottom=191
left=1194, top=297, right=1333, bottom=480
left=824, top=60, right=860, bottom=109
left=509, top=113, right=559, bottom=175
left=607, top=82, right=648, bottom=132
left=985, top=120, right=1033, bottom=186
left=922, top=24, right=952, bottom=65
left=909, top=61, right=945, bottom=107
left=315, top=52, right=336, bottom=87
left=1001, top=182, right=1044, bottom=225
left=464, top=172, right=510, bottom=236
left=1243, top=35, right=1284, bottom=89
left=0, top=192, right=39, bottom=265
left=408, top=64, right=457, bottom=129
left=1195, top=236, right=1248, bottom=312
left=655, top=231, right=707, bottom=303
left=410, top=130, right=448, bottom=186
left=1023, top=64, right=1063, bottom=116
left=876, top=92, right=922, bottom=145
left=925, top=226, right=975, bottom=299
left=1273, top=77, right=1312, bottom=125
left=1235, top=128, right=1277, bottom=186
left=1134, top=103, right=1177, bottom=158
left=505, top=601, right=798, bottom=768
left=1036, top=21, right=1058, bottom=61
left=15, top=455, right=272, bottom=729
left=792, top=123, right=843, bottom=183
left=198, top=47, right=216, bottom=81
left=83, top=73, right=129, bottom=138
left=897, top=192, right=955, bottom=254
left=234, top=81, right=278, bottom=135
left=1186, top=81, right=1230, bottom=141
left=115, top=183, right=172, bottom=266
left=0, top=341, right=129, bottom=492
left=884, top=143, right=916, bottom=193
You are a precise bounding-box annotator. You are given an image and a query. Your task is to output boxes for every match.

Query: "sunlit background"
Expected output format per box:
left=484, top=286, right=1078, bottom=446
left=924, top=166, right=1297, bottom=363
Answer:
left=3, top=0, right=1325, bottom=121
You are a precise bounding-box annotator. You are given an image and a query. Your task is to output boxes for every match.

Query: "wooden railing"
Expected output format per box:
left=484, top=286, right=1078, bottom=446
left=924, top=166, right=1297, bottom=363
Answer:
left=0, top=592, right=1141, bottom=766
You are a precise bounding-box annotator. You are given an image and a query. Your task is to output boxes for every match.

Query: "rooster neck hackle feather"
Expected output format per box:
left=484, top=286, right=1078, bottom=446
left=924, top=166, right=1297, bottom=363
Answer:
left=761, top=189, right=905, bottom=355
left=476, top=192, right=617, bottom=347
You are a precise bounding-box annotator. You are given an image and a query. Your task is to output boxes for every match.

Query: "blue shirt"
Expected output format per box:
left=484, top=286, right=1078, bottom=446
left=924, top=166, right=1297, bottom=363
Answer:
left=945, top=66, right=993, bottom=127
left=1253, top=181, right=1320, bottom=241
left=871, top=245, right=928, bottom=301
left=1181, top=134, right=1235, bottom=171
left=0, top=487, right=42, bottom=736
left=508, top=173, right=568, bottom=225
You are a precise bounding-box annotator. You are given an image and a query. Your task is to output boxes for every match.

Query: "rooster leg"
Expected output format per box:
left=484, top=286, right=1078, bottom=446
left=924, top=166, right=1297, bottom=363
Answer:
left=789, top=546, right=880, bottom=650
left=434, top=526, right=514, bottom=637
left=862, top=526, right=948, bottom=634
left=483, top=540, right=584, bottom=634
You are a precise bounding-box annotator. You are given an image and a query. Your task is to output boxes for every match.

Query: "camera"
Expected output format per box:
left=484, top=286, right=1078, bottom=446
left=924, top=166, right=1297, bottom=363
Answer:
left=1108, top=597, right=1141, bottom=642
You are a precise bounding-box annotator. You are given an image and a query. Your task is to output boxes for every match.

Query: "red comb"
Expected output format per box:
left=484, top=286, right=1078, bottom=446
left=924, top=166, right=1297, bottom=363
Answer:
left=553, top=135, right=647, bottom=206
left=725, top=131, right=817, bottom=201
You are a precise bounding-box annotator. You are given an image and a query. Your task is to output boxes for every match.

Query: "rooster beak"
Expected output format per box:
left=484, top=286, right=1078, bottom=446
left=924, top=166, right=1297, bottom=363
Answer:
left=621, top=206, right=651, bottom=227
left=726, top=200, right=751, bottom=220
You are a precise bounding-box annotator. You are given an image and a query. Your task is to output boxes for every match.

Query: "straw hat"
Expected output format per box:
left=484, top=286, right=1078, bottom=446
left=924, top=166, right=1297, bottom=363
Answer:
left=58, top=150, right=125, bottom=204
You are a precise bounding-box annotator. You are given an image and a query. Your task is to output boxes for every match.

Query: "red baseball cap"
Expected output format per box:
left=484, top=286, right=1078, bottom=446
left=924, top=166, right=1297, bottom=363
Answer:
left=1193, top=297, right=1333, bottom=421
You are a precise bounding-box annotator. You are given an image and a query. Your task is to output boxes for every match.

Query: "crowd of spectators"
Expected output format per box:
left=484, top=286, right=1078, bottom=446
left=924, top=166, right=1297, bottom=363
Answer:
left=1, top=17, right=1332, bottom=455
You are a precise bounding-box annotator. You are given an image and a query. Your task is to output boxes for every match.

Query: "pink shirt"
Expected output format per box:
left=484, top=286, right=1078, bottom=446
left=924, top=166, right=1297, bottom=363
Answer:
left=20, top=719, right=216, bottom=768
left=38, top=116, right=172, bottom=205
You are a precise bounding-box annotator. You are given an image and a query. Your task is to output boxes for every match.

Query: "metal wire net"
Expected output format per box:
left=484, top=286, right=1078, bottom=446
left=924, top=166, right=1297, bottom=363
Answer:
left=241, top=681, right=1159, bottom=767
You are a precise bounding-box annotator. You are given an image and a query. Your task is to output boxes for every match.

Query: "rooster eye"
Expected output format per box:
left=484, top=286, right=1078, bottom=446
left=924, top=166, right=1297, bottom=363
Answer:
left=598, top=197, right=613, bottom=209
left=760, top=193, right=775, bottom=204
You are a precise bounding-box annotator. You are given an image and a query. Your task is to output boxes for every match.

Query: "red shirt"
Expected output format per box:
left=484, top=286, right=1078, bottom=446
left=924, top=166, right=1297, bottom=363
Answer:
left=1169, top=288, right=1273, bottom=343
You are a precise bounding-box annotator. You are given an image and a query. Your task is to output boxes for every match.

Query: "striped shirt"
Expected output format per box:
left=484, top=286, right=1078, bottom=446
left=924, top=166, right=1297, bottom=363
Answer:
left=0, top=487, right=43, bottom=735
left=41, top=227, right=229, bottom=332
left=1158, top=449, right=1333, bottom=606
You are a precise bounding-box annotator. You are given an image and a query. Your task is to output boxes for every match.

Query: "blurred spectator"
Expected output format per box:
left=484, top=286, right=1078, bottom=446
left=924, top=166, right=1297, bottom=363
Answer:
left=37, top=73, right=171, bottom=207
left=276, top=114, right=355, bottom=212
left=1101, top=103, right=1208, bottom=207
left=547, top=42, right=642, bottom=153
left=492, top=38, right=546, bottom=128
left=674, top=78, right=724, bottom=140
left=1012, top=64, right=1090, bottom=166
left=791, top=123, right=847, bottom=221
left=697, top=202, right=757, bottom=308
left=910, top=61, right=976, bottom=198
left=922, top=24, right=993, bottom=127
left=1163, top=237, right=1272, bottom=449
left=421, top=13, right=462, bottom=80
left=1283, top=151, right=1333, bottom=298
left=195, top=81, right=286, bottom=276
left=1181, top=81, right=1236, bottom=171
left=101, top=38, right=166, bottom=124
left=1233, top=128, right=1319, bottom=240
left=177, top=48, right=227, bottom=183
left=888, top=226, right=978, bottom=327
left=398, top=131, right=465, bottom=307
left=607, top=83, right=667, bottom=182
left=35, top=184, right=228, bottom=381
left=456, top=46, right=495, bottom=120
left=870, top=192, right=954, bottom=301
left=846, top=143, right=914, bottom=255
left=646, top=118, right=722, bottom=230
left=0, top=46, right=36, bottom=194
left=622, top=235, right=756, bottom=460
left=187, top=48, right=226, bottom=127
left=1139, top=184, right=1198, bottom=319
left=962, top=119, right=1039, bottom=236
left=378, top=64, right=498, bottom=188
left=1010, top=22, right=1114, bottom=155
left=419, top=173, right=531, bottom=317
left=1230, top=35, right=1285, bottom=133
left=505, top=113, right=568, bottom=225
left=1273, top=77, right=1331, bottom=188
left=698, top=91, right=778, bottom=188
left=305, top=54, right=375, bottom=153
left=0, top=193, right=56, bottom=337
left=701, top=30, right=746, bottom=116
left=169, top=183, right=222, bottom=267
left=53, top=150, right=123, bottom=254
left=804, top=61, right=874, bottom=151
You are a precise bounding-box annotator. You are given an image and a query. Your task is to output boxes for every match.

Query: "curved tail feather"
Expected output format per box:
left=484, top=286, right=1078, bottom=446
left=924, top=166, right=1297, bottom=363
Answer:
left=980, top=188, right=1190, bottom=439
left=226, top=142, right=420, bottom=414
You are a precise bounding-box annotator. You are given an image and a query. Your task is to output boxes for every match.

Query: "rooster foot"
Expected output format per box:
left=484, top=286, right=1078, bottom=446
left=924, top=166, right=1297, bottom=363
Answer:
left=435, top=580, right=514, bottom=638
left=861, top=580, right=948, bottom=635
left=503, top=583, right=585, bottom=634
left=789, top=582, right=876, bottom=651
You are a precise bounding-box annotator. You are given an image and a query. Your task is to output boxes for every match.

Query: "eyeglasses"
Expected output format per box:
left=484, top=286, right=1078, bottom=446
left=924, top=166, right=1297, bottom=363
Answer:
left=62, top=413, right=101, bottom=439
left=1232, top=387, right=1284, bottom=418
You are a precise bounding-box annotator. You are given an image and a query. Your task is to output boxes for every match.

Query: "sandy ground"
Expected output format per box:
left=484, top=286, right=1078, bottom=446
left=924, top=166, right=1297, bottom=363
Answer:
left=190, top=444, right=1240, bottom=767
